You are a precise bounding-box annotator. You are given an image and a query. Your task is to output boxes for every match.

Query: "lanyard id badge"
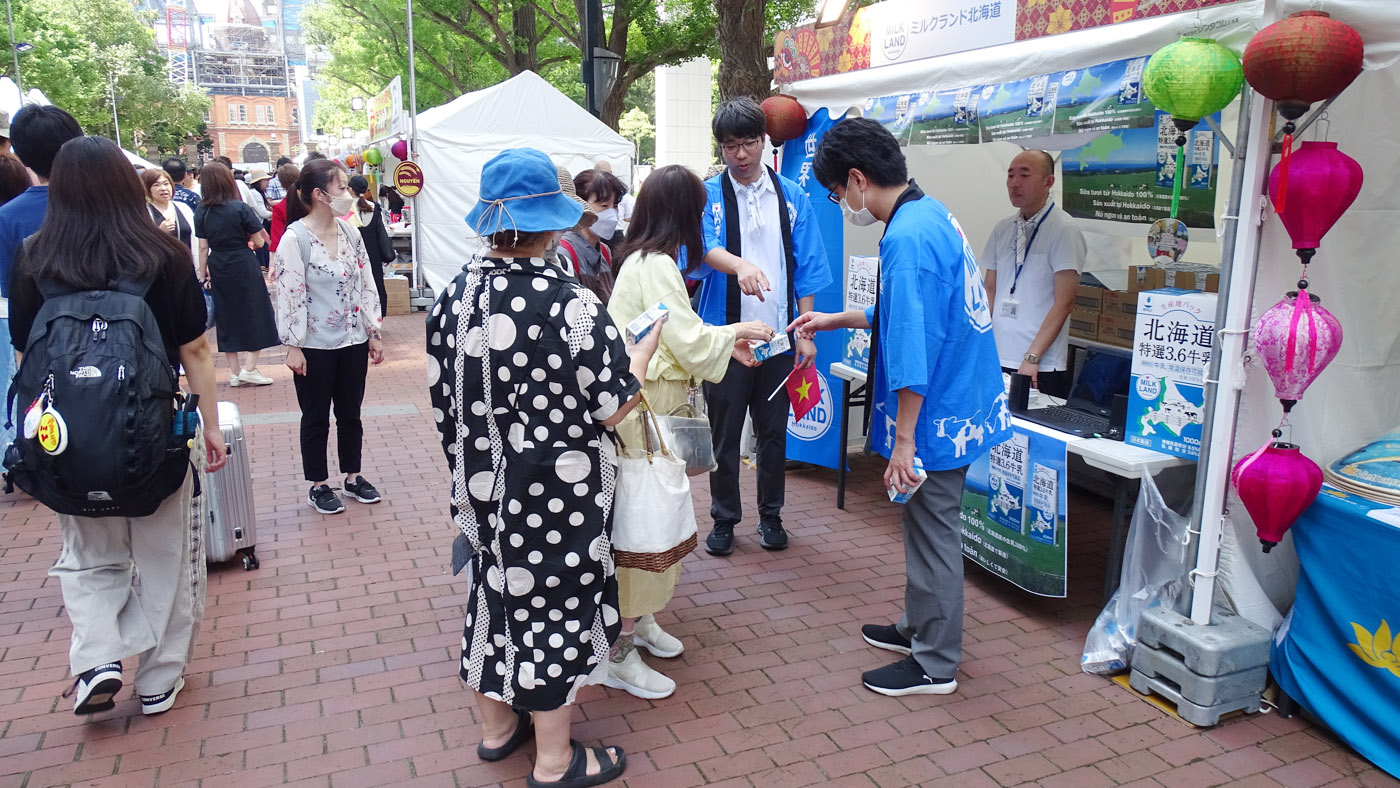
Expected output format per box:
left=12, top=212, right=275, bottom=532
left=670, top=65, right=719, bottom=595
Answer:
left=1008, top=202, right=1054, bottom=297
left=1000, top=298, right=1020, bottom=319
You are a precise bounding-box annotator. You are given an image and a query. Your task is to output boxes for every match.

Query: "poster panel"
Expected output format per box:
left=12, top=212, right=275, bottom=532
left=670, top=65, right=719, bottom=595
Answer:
left=961, top=422, right=1069, bottom=597
left=977, top=77, right=1057, bottom=143
left=1052, top=57, right=1154, bottom=135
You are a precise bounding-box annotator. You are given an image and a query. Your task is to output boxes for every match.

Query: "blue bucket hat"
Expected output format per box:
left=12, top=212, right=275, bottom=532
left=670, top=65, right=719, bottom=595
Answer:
left=466, top=148, right=584, bottom=236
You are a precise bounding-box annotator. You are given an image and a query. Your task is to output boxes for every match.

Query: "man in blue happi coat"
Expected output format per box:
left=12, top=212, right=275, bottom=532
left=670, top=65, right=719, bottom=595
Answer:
left=790, top=118, right=1010, bottom=697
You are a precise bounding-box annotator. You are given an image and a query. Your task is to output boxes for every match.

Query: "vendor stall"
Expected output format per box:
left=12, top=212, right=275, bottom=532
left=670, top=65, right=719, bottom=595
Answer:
left=771, top=0, right=1400, bottom=774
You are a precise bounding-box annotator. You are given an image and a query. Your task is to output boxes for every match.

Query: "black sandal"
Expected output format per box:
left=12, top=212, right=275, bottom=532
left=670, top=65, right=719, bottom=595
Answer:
left=477, top=708, right=534, bottom=761
left=526, top=740, right=627, bottom=788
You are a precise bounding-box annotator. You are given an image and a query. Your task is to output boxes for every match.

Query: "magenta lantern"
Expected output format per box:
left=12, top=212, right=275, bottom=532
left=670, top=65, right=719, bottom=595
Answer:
left=1267, top=141, right=1363, bottom=265
left=390, top=139, right=409, bottom=160
left=1254, top=291, right=1342, bottom=413
left=1232, top=441, right=1323, bottom=552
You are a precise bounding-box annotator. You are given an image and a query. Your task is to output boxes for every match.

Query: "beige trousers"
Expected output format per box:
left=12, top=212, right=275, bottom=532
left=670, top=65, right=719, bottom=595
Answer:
left=51, top=468, right=205, bottom=696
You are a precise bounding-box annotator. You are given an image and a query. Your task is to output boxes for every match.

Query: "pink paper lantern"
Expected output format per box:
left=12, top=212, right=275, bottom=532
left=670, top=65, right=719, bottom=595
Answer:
left=1254, top=291, right=1342, bottom=412
left=1267, top=141, right=1363, bottom=262
left=1232, top=441, right=1323, bottom=552
left=390, top=139, right=409, bottom=160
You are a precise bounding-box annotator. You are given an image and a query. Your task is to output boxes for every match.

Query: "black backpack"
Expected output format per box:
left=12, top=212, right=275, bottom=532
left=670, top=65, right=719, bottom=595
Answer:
left=4, top=276, right=193, bottom=517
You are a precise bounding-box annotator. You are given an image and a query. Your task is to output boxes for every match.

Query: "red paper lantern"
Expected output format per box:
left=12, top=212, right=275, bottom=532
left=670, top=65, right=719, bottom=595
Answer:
left=1266, top=141, right=1363, bottom=262
left=1243, top=11, right=1363, bottom=121
left=346, top=153, right=361, bottom=168
left=760, top=95, right=807, bottom=145
left=1232, top=440, right=1323, bottom=552
left=1244, top=11, right=1363, bottom=212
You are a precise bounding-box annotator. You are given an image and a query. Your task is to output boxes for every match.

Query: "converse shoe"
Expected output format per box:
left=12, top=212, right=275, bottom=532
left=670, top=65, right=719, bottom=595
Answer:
left=757, top=517, right=788, bottom=551
left=68, top=662, right=122, bottom=715
left=634, top=614, right=684, bottom=658
left=308, top=484, right=345, bottom=514
left=705, top=521, right=736, bottom=556
left=238, top=368, right=274, bottom=386
left=139, top=677, right=185, bottom=715
left=343, top=476, right=381, bottom=503
left=603, top=634, right=675, bottom=699
left=861, top=623, right=913, bottom=656
left=861, top=656, right=957, bottom=697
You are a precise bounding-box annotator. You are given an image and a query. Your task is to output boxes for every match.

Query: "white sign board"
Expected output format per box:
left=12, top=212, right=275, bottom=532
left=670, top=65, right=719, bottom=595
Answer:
left=865, top=0, right=1016, bottom=70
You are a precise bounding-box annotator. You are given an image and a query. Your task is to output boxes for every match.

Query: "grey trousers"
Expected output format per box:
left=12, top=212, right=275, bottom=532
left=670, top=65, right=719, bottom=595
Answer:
left=51, top=469, right=204, bottom=696
left=895, top=465, right=970, bottom=681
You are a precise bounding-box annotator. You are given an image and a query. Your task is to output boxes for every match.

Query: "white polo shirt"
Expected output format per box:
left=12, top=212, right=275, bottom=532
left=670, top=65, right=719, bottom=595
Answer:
left=981, top=203, right=1086, bottom=372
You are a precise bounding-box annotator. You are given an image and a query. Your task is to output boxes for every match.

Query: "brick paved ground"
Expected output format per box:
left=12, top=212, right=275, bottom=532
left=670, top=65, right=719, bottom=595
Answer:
left=1, top=314, right=1396, bottom=788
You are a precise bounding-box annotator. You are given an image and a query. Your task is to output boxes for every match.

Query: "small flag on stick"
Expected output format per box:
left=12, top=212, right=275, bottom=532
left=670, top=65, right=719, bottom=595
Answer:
left=785, top=366, right=822, bottom=422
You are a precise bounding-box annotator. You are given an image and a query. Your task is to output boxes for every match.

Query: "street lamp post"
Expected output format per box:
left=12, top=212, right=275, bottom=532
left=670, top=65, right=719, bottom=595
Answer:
left=108, top=71, right=122, bottom=149
left=5, top=0, right=19, bottom=93
left=579, top=0, right=619, bottom=118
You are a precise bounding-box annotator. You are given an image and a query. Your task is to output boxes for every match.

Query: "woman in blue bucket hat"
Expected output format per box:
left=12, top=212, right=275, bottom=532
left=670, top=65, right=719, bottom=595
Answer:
left=428, top=147, right=662, bottom=788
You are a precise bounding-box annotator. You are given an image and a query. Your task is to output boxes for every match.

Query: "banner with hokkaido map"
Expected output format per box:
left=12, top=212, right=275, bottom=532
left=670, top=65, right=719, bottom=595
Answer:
left=863, top=56, right=1222, bottom=228
left=960, top=423, right=1070, bottom=598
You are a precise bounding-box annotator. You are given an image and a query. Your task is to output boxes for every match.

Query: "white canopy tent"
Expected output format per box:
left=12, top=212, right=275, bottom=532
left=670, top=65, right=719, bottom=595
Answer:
left=784, top=0, right=1400, bottom=628
left=410, top=71, right=635, bottom=291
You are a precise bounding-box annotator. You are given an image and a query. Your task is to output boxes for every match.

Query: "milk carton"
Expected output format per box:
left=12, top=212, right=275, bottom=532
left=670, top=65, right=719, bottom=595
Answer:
left=888, top=457, right=927, bottom=504
left=625, top=301, right=669, bottom=344
left=1125, top=288, right=1217, bottom=460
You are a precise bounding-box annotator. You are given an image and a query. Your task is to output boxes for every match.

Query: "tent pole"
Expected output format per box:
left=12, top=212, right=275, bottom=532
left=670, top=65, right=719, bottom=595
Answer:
left=1187, top=84, right=1278, bottom=625
left=406, top=0, right=421, bottom=290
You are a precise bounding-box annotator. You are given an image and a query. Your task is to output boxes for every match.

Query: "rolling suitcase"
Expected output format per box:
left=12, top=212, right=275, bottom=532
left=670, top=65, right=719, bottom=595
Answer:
left=204, top=401, right=259, bottom=570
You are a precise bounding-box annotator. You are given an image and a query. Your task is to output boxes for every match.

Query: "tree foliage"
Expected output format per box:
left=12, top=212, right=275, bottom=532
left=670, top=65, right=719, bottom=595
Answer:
left=4, top=0, right=209, bottom=156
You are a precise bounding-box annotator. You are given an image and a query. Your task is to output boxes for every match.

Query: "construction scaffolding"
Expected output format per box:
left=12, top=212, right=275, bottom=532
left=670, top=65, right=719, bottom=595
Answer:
left=193, top=49, right=288, bottom=95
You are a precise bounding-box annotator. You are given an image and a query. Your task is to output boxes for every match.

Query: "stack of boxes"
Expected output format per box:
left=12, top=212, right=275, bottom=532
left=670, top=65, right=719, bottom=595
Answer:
left=1128, top=606, right=1271, bottom=726
left=1070, top=262, right=1220, bottom=349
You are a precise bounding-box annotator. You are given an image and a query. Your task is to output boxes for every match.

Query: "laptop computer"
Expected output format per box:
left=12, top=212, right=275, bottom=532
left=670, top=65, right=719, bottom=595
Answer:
left=1011, top=347, right=1132, bottom=439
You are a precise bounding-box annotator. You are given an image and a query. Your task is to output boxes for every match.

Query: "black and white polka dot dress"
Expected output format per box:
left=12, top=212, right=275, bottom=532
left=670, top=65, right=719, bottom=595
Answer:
left=428, top=256, right=638, bottom=711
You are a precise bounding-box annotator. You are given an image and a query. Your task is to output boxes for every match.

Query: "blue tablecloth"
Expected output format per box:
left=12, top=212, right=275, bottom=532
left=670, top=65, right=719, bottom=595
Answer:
left=1272, top=486, right=1400, bottom=779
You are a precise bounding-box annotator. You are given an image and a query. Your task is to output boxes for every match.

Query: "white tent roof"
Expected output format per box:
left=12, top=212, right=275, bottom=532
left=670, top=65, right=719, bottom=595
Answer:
left=413, top=70, right=635, bottom=290
left=122, top=149, right=152, bottom=169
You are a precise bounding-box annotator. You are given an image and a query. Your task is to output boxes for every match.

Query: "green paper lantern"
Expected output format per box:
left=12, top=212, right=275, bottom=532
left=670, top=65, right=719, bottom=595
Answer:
left=363, top=148, right=383, bottom=166
left=1144, top=37, right=1244, bottom=129
left=1143, top=36, right=1243, bottom=219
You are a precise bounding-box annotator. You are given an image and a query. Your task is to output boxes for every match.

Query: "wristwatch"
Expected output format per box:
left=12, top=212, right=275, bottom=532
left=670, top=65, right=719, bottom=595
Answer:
left=1023, top=352, right=1041, bottom=364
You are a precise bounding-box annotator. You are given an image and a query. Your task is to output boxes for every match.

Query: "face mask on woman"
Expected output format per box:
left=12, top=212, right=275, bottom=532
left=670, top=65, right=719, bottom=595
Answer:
left=321, top=189, right=358, bottom=216
left=592, top=208, right=619, bottom=239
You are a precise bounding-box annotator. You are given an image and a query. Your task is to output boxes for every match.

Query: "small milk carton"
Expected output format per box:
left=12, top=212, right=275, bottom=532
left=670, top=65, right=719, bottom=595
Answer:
left=1125, top=288, right=1218, bottom=460
left=750, top=333, right=791, bottom=363
left=625, top=301, right=669, bottom=344
left=843, top=255, right=880, bottom=372
left=888, top=457, right=927, bottom=504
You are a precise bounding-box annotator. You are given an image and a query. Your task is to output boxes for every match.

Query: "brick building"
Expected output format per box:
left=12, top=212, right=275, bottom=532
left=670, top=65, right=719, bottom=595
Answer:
left=205, top=94, right=300, bottom=167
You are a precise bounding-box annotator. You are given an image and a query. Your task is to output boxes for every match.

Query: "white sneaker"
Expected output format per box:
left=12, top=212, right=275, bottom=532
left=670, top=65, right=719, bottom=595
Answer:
left=139, top=676, right=185, bottom=715
left=635, top=614, right=684, bottom=658
left=229, top=373, right=245, bottom=387
left=238, top=368, right=274, bottom=386
left=603, top=638, right=676, bottom=699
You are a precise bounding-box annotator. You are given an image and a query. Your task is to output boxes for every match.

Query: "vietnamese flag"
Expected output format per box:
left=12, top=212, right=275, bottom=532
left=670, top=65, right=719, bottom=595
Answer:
left=786, top=366, right=822, bottom=422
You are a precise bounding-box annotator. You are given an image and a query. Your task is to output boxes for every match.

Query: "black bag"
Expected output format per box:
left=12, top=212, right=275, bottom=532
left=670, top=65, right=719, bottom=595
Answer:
left=4, top=276, right=191, bottom=517
left=375, top=207, right=396, bottom=263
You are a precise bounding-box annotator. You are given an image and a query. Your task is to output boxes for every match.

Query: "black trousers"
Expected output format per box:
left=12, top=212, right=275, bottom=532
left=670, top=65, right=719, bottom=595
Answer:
left=704, top=355, right=790, bottom=526
left=293, top=342, right=369, bottom=482
left=1003, top=366, right=1071, bottom=399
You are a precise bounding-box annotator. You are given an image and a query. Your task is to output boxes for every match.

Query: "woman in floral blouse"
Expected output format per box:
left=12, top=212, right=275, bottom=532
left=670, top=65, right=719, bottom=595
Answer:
left=273, top=157, right=386, bottom=515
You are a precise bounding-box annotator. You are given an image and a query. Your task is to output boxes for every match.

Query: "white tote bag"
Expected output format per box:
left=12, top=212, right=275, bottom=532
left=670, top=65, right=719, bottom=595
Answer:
left=612, top=398, right=698, bottom=566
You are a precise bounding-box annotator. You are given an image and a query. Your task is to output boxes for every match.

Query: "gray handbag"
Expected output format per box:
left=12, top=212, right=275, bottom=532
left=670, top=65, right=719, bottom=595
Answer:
left=649, top=381, right=717, bottom=477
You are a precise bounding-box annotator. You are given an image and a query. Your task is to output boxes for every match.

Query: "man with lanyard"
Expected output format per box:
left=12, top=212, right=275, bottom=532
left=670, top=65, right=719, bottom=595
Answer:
left=691, top=97, right=831, bottom=556
left=982, top=150, right=1086, bottom=397
left=789, top=118, right=1009, bottom=696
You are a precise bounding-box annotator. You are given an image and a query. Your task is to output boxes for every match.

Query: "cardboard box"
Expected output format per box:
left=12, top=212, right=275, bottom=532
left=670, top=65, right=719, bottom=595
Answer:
left=1068, top=308, right=1100, bottom=341
left=1124, top=289, right=1218, bottom=461
left=1128, top=264, right=1219, bottom=294
left=1101, top=290, right=1138, bottom=317
left=1075, top=284, right=1106, bottom=313
left=383, top=276, right=411, bottom=316
left=1098, top=312, right=1136, bottom=348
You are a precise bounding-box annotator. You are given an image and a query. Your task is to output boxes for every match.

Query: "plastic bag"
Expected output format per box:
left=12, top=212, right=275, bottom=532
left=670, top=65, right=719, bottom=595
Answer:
left=1081, top=472, right=1194, bottom=675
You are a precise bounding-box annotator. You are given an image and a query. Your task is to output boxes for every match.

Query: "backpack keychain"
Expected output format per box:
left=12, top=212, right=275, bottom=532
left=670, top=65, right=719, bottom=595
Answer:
left=35, top=404, right=68, bottom=455
left=22, top=393, right=46, bottom=440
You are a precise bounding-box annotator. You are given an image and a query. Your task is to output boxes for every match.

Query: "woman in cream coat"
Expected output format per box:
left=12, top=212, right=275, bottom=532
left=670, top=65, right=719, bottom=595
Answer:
left=604, top=165, right=774, bottom=699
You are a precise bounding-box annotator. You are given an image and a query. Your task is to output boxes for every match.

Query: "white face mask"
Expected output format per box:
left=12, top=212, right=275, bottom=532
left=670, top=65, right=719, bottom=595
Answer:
left=321, top=189, right=357, bottom=216
left=840, top=177, right=879, bottom=226
left=592, top=207, right=619, bottom=238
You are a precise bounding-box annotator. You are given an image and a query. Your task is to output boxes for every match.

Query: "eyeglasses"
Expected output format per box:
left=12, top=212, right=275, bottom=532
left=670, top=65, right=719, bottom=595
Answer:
left=720, top=138, right=764, bottom=156
left=826, top=189, right=841, bottom=205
